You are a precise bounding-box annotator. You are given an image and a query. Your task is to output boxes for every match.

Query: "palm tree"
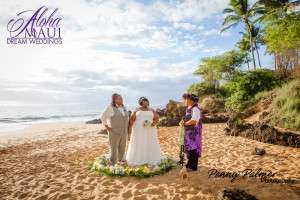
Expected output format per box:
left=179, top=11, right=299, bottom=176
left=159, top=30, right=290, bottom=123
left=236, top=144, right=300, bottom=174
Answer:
left=237, top=34, right=251, bottom=69
left=255, top=0, right=300, bottom=23
left=222, top=0, right=264, bottom=69
left=237, top=26, right=263, bottom=69
left=251, top=26, right=263, bottom=68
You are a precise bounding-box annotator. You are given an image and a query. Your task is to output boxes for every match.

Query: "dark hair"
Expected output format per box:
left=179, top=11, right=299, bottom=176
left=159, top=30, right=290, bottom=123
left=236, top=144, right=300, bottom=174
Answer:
left=138, top=96, right=149, bottom=106
left=111, top=93, right=122, bottom=107
left=182, top=93, right=199, bottom=103
left=182, top=93, right=189, bottom=99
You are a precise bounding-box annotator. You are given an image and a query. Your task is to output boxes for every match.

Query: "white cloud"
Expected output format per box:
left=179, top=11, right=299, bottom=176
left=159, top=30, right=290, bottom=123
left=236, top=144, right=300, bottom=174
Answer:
left=152, top=0, right=230, bottom=22
left=0, top=0, right=229, bottom=106
left=202, top=28, right=232, bottom=37
left=201, top=47, right=226, bottom=54
left=173, top=22, right=196, bottom=30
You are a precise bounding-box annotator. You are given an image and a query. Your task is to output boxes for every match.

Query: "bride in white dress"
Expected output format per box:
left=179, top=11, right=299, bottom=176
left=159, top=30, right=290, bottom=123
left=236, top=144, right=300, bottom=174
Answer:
left=126, top=97, right=163, bottom=166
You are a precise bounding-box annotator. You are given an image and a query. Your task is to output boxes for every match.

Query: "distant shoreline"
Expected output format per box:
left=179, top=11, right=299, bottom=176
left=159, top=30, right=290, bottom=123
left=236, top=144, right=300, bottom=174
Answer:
left=0, top=121, right=104, bottom=147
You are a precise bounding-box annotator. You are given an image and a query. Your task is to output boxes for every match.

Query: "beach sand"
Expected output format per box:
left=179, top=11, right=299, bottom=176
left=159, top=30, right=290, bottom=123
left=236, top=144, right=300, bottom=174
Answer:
left=0, top=123, right=299, bottom=200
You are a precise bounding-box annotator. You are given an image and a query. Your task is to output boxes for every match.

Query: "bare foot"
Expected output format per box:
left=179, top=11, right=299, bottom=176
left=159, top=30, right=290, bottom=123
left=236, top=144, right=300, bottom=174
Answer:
left=180, top=166, right=188, bottom=179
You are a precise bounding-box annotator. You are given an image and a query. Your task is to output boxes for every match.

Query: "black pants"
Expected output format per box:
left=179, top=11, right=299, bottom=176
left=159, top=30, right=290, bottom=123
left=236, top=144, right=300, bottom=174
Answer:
left=186, top=149, right=199, bottom=171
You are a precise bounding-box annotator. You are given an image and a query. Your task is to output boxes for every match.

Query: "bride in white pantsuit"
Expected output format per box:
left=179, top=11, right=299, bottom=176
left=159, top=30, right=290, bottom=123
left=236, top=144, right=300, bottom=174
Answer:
left=126, top=97, right=163, bottom=166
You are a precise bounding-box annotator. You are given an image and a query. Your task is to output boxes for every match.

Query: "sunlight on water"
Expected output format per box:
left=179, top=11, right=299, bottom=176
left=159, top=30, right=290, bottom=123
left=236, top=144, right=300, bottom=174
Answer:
left=0, top=104, right=102, bottom=133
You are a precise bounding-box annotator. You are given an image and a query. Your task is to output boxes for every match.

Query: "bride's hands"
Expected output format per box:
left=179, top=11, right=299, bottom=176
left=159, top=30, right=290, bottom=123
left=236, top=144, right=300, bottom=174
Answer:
left=151, top=121, right=156, bottom=126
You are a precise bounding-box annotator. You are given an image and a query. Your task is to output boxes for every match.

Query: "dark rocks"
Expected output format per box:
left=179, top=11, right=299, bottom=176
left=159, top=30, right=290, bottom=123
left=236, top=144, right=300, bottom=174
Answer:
left=217, top=188, right=258, bottom=200
left=158, top=117, right=181, bottom=127
left=86, top=119, right=102, bottom=124
left=166, top=100, right=184, bottom=113
left=156, top=108, right=166, bottom=117
left=258, top=111, right=270, bottom=122
left=157, top=100, right=186, bottom=127
left=252, top=147, right=266, bottom=155
left=157, top=99, right=230, bottom=127
left=225, top=117, right=300, bottom=148
left=202, top=113, right=229, bottom=123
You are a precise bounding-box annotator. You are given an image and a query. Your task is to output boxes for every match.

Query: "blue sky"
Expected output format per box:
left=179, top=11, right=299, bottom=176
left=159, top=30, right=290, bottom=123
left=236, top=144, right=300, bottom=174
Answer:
left=0, top=0, right=273, bottom=110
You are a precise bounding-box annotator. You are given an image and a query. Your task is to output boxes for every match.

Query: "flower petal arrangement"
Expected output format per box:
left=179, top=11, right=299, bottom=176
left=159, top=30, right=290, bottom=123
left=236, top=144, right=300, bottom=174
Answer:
left=88, top=155, right=178, bottom=178
left=143, top=119, right=152, bottom=127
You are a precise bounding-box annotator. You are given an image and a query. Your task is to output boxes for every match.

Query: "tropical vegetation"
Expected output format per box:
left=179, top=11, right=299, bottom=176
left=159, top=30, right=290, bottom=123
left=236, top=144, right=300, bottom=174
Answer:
left=187, top=0, right=300, bottom=130
left=271, top=80, right=300, bottom=130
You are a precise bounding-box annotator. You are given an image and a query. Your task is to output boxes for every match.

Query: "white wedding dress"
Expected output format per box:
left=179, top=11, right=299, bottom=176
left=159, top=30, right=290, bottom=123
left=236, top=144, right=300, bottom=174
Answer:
left=126, top=110, right=163, bottom=165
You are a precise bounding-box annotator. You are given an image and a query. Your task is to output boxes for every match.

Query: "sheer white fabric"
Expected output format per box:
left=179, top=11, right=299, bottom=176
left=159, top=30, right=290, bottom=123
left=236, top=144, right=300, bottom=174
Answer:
left=126, top=110, right=163, bottom=165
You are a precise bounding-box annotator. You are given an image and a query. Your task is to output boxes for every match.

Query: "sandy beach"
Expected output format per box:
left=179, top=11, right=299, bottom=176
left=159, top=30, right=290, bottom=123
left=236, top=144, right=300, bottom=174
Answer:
left=0, top=122, right=299, bottom=200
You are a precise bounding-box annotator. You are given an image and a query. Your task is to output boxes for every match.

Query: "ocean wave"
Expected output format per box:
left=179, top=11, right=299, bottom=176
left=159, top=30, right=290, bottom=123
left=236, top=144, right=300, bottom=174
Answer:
left=0, top=113, right=98, bottom=123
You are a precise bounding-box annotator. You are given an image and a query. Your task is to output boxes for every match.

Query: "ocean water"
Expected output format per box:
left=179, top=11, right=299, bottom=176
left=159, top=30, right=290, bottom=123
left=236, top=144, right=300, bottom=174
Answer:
left=0, top=104, right=102, bottom=133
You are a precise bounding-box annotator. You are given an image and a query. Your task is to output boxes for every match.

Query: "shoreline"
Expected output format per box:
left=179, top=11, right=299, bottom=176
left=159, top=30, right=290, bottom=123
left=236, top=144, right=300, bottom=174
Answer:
left=0, top=121, right=104, bottom=147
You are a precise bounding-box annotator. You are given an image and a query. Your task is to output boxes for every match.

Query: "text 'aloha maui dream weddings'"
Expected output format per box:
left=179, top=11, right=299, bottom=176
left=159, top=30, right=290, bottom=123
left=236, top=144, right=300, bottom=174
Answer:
left=208, top=168, right=297, bottom=185
left=7, top=6, right=62, bottom=45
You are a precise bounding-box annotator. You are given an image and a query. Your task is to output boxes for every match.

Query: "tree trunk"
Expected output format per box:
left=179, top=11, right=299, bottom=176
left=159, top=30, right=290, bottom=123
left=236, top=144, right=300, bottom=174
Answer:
left=250, top=36, right=256, bottom=69
left=246, top=22, right=256, bottom=70
left=247, top=58, right=250, bottom=70
left=274, top=53, right=277, bottom=70
left=254, top=41, right=262, bottom=68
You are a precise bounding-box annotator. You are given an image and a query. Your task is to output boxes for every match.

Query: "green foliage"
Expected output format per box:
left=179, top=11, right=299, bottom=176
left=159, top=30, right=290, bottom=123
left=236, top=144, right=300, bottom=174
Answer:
left=224, top=69, right=282, bottom=111
left=219, top=50, right=249, bottom=80
left=237, top=34, right=251, bottom=53
left=271, top=80, right=300, bottom=130
left=263, top=12, right=300, bottom=53
left=225, top=90, right=249, bottom=112
left=200, top=95, right=225, bottom=113
left=253, top=89, right=275, bottom=102
left=89, top=155, right=178, bottom=178
left=225, top=69, right=281, bottom=97
left=194, top=58, right=222, bottom=88
left=187, top=82, right=227, bottom=97
left=222, top=0, right=262, bottom=32
left=188, top=82, right=215, bottom=96
left=193, top=50, right=247, bottom=92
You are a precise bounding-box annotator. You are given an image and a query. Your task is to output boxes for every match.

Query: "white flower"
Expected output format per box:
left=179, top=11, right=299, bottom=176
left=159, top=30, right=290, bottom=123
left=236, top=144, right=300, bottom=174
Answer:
left=143, top=120, right=152, bottom=127
left=109, top=165, right=125, bottom=175
left=153, top=166, right=160, bottom=172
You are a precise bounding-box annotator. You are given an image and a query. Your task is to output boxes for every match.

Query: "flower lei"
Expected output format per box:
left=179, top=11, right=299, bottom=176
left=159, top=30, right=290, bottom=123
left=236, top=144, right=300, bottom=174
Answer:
left=88, top=155, right=178, bottom=178
left=178, top=120, right=185, bottom=166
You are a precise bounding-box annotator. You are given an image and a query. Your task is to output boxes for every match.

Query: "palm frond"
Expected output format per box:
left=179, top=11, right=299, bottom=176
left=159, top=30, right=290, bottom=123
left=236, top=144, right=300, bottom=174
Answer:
left=221, top=23, right=239, bottom=32
left=223, top=8, right=235, bottom=14
left=222, top=14, right=241, bottom=26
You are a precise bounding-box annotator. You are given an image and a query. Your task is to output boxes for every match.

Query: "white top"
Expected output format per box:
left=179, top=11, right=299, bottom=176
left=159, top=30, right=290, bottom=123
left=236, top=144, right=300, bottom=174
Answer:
left=101, top=105, right=126, bottom=126
left=188, top=106, right=201, bottom=123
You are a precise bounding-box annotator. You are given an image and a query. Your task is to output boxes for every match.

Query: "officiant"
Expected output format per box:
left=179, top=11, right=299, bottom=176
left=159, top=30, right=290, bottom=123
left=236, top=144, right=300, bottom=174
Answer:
left=182, top=93, right=202, bottom=171
left=101, top=93, right=129, bottom=165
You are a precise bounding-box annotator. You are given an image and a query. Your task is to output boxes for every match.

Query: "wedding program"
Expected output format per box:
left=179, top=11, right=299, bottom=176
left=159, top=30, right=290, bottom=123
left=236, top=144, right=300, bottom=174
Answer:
left=1, top=1, right=299, bottom=200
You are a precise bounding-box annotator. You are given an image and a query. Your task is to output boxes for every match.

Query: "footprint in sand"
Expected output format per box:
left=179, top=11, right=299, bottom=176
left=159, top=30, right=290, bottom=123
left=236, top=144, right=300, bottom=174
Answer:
left=135, top=182, right=148, bottom=190
left=75, top=185, right=84, bottom=190
left=57, top=193, right=73, bottom=199
left=122, top=190, right=132, bottom=198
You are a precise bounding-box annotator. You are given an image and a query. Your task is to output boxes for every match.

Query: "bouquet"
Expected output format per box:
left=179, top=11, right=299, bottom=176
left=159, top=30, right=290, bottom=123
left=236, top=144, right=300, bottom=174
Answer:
left=178, top=120, right=185, bottom=166
left=143, top=119, right=152, bottom=127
